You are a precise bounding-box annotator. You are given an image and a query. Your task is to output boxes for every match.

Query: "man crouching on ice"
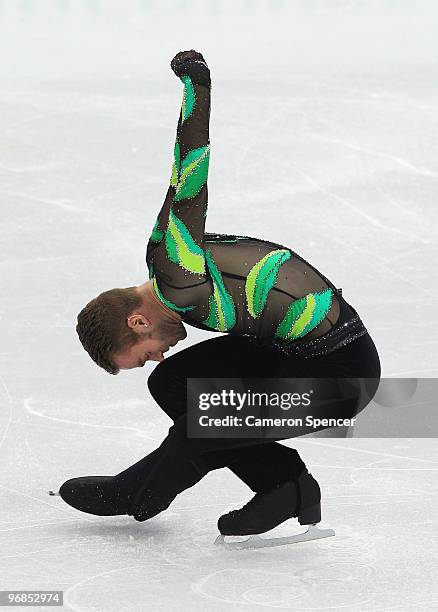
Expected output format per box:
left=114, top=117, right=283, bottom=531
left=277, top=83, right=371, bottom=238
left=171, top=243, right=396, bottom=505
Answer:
left=58, top=50, right=380, bottom=544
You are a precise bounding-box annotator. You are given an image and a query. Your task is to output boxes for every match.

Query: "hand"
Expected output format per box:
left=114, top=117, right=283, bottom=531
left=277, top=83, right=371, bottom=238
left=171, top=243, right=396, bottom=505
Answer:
left=170, top=49, right=210, bottom=87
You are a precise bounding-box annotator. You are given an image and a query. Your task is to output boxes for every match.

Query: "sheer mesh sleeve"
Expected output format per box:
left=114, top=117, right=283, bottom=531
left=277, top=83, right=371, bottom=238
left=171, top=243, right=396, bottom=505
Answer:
left=146, top=60, right=211, bottom=314
left=144, top=53, right=360, bottom=353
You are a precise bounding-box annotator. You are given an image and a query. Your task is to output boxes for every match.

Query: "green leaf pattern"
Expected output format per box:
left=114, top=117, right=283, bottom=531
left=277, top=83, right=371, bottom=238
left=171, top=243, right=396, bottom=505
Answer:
left=149, top=218, right=164, bottom=243
left=152, top=276, right=197, bottom=313
left=202, top=249, right=236, bottom=332
left=245, top=249, right=292, bottom=318
left=170, top=140, right=180, bottom=188
left=174, top=145, right=210, bottom=202
left=164, top=209, right=206, bottom=274
left=275, top=288, right=333, bottom=341
left=181, top=75, right=195, bottom=123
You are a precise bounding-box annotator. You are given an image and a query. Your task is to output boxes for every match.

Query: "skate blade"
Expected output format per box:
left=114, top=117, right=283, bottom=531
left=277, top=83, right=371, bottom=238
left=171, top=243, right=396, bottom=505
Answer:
left=48, top=490, right=60, bottom=496
left=214, top=525, right=335, bottom=550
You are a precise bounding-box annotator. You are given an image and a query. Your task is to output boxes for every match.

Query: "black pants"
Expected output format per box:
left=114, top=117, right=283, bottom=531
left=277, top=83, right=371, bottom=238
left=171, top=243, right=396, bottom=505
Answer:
left=114, top=320, right=381, bottom=516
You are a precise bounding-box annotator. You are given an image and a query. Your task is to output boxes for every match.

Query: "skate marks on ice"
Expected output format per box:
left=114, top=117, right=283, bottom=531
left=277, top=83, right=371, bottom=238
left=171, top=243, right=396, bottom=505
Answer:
left=214, top=524, right=335, bottom=550
left=192, top=527, right=377, bottom=610
left=23, top=396, right=159, bottom=439
left=56, top=519, right=367, bottom=612
left=190, top=437, right=438, bottom=610
left=231, top=95, right=438, bottom=326
left=3, top=444, right=437, bottom=611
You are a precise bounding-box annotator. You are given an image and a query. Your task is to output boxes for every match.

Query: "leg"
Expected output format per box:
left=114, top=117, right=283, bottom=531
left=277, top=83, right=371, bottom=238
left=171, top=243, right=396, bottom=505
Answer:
left=59, top=336, right=302, bottom=516
left=128, top=412, right=304, bottom=521
left=217, top=332, right=382, bottom=536
left=117, top=330, right=381, bottom=512
left=61, top=332, right=380, bottom=518
left=115, top=335, right=306, bottom=503
left=130, top=331, right=381, bottom=525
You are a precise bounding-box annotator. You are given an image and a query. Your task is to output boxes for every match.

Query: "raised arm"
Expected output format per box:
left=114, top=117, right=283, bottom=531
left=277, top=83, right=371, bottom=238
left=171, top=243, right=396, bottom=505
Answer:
left=146, top=50, right=211, bottom=303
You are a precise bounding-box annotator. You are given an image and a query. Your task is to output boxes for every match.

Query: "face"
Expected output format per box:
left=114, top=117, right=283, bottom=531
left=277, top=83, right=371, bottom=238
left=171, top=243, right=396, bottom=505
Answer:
left=113, top=318, right=187, bottom=371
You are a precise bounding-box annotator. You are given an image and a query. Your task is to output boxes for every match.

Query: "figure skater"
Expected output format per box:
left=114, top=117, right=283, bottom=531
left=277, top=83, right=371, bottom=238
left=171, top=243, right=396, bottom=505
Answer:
left=59, top=50, right=381, bottom=542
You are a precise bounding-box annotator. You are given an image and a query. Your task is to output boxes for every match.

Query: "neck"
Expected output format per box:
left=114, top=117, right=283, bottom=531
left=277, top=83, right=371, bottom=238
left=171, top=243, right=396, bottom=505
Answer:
left=136, top=280, right=183, bottom=322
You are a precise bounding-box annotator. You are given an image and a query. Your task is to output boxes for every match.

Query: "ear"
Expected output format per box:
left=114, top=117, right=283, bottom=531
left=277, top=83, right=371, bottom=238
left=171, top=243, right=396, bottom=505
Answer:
left=126, top=314, right=151, bottom=330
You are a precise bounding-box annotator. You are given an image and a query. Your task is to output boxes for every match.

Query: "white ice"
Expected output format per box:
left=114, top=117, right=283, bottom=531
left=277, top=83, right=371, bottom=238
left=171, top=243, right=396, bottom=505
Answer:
left=0, top=1, right=437, bottom=611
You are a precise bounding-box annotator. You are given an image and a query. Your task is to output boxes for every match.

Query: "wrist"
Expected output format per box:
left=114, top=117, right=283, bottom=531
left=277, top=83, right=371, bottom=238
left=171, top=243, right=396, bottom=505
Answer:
left=171, top=51, right=211, bottom=88
left=179, top=60, right=211, bottom=88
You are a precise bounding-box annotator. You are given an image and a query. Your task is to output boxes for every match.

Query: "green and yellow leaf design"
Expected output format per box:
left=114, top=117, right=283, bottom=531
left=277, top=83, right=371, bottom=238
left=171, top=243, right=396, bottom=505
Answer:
left=170, top=140, right=180, bottom=188
left=174, top=145, right=210, bottom=202
left=164, top=209, right=206, bottom=274
left=152, top=276, right=196, bottom=314
left=245, top=249, right=291, bottom=318
left=181, top=75, right=195, bottom=123
left=203, top=249, right=236, bottom=332
left=149, top=218, right=164, bottom=243
left=275, top=288, right=333, bottom=341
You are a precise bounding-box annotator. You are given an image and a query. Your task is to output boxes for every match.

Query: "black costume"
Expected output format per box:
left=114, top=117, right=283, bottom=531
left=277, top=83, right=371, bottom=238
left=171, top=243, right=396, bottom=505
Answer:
left=61, top=51, right=381, bottom=526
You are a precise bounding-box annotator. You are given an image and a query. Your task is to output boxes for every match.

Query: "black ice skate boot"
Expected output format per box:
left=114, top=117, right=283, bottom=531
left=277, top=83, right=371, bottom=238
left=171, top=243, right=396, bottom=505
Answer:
left=129, top=488, right=176, bottom=522
left=217, top=470, right=321, bottom=536
left=59, top=476, right=130, bottom=516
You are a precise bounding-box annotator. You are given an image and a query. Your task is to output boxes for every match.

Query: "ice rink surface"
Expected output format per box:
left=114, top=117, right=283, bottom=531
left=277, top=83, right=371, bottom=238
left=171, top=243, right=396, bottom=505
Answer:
left=1, top=1, right=437, bottom=610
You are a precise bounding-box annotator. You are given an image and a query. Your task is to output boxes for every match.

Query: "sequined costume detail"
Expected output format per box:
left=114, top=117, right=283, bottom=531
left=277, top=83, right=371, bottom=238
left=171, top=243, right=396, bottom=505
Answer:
left=275, top=288, right=333, bottom=341
left=152, top=277, right=196, bottom=314
left=170, top=140, right=180, bottom=188
left=149, top=218, right=164, bottom=244
left=165, top=209, right=206, bottom=274
left=145, top=53, right=367, bottom=357
left=174, top=145, right=210, bottom=202
left=181, top=75, right=195, bottom=123
left=203, top=249, right=236, bottom=332
left=245, top=249, right=292, bottom=319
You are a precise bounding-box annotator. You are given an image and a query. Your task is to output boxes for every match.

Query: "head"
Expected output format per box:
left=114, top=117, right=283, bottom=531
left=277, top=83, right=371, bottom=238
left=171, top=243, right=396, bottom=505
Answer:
left=76, top=285, right=187, bottom=374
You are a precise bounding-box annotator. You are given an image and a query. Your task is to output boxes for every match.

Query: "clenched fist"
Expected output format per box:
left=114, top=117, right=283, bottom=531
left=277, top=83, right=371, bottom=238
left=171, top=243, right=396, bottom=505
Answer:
left=170, top=49, right=211, bottom=88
